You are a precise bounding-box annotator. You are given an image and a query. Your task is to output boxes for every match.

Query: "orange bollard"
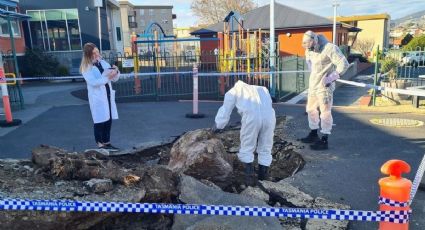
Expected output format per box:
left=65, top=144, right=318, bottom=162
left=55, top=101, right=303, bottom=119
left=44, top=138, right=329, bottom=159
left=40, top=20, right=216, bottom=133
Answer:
left=379, top=160, right=411, bottom=230
left=0, top=57, right=21, bottom=127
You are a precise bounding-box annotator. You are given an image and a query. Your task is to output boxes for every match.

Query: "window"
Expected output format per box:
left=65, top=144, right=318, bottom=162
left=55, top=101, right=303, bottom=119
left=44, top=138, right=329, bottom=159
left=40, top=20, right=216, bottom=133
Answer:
left=140, top=19, right=145, bottom=27
left=65, top=9, right=81, bottom=50
left=140, top=9, right=144, bottom=15
left=149, top=9, right=154, bottom=16
left=0, top=6, right=21, bottom=37
left=161, top=9, right=166, bottom=14
left=116, top=27, right=121, bottom=41
left=27, top=9, right=82, bottom=51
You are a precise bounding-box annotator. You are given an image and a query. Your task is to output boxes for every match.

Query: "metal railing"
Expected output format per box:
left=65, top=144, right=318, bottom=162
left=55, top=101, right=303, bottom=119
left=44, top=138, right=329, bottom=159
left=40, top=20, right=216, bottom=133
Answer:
left=106, top=53, right=307, bottom=102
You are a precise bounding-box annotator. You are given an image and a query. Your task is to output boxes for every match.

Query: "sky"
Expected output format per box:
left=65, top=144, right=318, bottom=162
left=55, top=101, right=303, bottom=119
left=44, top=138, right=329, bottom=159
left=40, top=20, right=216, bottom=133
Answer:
left=130, top=0, right=425, bottom=27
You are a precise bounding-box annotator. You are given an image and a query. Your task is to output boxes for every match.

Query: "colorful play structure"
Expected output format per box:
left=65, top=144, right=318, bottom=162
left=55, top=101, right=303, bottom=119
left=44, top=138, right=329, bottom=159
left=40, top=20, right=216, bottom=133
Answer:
left=125, top=11, right=282, bottom=96
left=216, top=11, right=273, bottom=74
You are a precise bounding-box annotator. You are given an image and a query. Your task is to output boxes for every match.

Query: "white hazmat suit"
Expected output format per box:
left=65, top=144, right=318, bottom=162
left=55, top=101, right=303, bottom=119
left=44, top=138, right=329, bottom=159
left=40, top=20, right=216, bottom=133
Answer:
left=215, top=81, right=276, bottom=166
left=303, top=31, right=349, bottom=135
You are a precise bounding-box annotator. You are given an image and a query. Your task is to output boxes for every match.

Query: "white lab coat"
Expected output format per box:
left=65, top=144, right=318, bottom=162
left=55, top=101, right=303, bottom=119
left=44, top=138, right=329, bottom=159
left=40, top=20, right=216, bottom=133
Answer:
left=215, top=81, right=276, bottom=166
left=82, top=60, right=120, bottom=124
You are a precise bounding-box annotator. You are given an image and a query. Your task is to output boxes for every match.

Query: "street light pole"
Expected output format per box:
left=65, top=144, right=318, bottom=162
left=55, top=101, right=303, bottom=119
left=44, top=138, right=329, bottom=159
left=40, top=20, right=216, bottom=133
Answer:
left=98, top=6, right=102, bottom=52
left=270, top=0, right=275, bottom=97
left=332, top=0, right=340, bottom=44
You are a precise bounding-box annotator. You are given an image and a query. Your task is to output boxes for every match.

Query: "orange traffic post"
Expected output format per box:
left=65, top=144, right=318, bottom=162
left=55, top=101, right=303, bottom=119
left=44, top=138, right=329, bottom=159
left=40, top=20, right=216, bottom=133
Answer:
left=0, top=56, right=21, bottom=127
left=379, top=159, right=412, bottom=230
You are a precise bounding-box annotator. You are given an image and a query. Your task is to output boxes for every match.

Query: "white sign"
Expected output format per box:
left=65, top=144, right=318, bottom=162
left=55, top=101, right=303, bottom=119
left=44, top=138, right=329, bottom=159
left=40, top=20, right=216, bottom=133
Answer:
left=122, top=59, right=134, bottom=68
left=93, top=0, right=103, bottom=7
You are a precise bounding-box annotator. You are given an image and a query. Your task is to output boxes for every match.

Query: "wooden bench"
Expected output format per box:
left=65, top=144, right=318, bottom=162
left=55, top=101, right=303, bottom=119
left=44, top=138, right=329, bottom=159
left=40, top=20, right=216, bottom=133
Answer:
left=407, top=77, right=425, bottom=108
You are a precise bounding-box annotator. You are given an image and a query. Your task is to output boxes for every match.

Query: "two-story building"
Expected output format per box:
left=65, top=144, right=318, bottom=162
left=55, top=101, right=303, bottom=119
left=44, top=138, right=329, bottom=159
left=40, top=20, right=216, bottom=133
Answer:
left=0, top=0, right=27, bottom=56
left=119, top=1, right=175, bottom=54
left=19, top=0, right=123, bottom=74
left=335, top=14, right=391, bottom=54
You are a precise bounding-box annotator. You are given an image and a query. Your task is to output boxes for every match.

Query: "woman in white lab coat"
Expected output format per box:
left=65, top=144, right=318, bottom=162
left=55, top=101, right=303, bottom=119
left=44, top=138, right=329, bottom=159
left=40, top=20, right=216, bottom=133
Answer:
left=80, top=43, right=120, bottom=151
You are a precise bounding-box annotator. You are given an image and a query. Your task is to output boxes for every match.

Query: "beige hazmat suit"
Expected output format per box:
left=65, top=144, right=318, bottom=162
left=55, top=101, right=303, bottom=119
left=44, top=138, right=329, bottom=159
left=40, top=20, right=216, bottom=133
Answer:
left=304, top=31, right=349, bottom=134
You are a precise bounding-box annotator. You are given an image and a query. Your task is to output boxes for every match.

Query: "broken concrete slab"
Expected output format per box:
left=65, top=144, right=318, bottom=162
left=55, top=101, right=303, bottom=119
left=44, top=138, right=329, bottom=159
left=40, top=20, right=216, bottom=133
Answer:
left=305, top=197, right=350, bottom=230
left=260, top=180, right=314, bottom=208
left=240, top=186, right=270, bottom=203
left=173, top=175, right=282, bottom=230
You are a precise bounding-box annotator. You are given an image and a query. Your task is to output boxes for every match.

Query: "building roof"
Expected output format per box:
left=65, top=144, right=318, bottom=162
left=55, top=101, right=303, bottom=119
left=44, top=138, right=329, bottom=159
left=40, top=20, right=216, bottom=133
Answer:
left=192, top=3, right=357, bottom=35
left=0, top=0, right=17, bottom=7
left=118, top=0, right=134, bottom=7
left=133, top=5, right=173, bottom=9
left=335, top=13, right=391, bottom=22
left=0, top=9, right=31, bottom=20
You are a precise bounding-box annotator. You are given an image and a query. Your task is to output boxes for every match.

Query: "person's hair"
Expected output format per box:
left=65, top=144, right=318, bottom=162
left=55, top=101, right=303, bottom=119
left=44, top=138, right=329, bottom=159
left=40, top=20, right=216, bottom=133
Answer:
left=80, top=43, right=97, bottom=73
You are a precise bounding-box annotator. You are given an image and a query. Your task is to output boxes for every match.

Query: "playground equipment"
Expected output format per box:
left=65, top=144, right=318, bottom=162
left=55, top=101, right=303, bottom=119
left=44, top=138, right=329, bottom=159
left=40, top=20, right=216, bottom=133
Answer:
left=218, top=11, right=271, bottom=73
left=127, top=21, right=218, bottom=96
left=123, top=15, right=283, bottom=98
left=216, top=11, right=276, bottom=95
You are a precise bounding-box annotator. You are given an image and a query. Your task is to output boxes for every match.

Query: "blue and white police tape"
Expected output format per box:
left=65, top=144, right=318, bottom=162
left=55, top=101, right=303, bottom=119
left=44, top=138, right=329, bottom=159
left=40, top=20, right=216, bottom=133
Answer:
left=336, top=79, right=425, bottom=97
left=0, top=198, right=410, bottom=223
left=1, top=70, right=309, bottom=82
left=0, top=71, right=193, bottom=82
left=409, top=154, right=425, bottom=205
left=378, top=197, right=409, bottom=207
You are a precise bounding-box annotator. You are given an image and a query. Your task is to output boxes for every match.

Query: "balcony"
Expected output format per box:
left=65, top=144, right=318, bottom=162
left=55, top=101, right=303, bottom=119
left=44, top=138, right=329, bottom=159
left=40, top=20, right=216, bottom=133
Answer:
left=129, top=21, right=137, bottom=28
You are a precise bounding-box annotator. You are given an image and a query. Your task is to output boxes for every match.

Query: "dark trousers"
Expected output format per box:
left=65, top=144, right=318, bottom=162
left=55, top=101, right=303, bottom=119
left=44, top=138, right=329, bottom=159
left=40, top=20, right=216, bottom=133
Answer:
left=94, top=86, right=112, bottom=144
left=94, top=118, right=112, bottom=144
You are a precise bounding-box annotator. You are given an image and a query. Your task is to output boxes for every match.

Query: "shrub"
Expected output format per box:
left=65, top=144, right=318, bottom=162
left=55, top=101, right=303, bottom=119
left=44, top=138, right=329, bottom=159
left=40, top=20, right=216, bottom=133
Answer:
left=20, top=48, right=60, bottom=77
left=380, top=57, right=398, bottom=80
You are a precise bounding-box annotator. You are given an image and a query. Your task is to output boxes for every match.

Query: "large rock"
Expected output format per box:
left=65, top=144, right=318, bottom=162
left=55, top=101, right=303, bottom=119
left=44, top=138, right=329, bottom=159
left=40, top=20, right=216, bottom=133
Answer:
left=306, top=197, right=350, bottom=230
left=260, top=180, right=314, bottom=208
left=167, top=129, right=233, bottom=183
left=141, top=165, right=179, bottom=202
left=172, top=175, right=282, bottom=230
left=31, top=145, right=67, bottom=167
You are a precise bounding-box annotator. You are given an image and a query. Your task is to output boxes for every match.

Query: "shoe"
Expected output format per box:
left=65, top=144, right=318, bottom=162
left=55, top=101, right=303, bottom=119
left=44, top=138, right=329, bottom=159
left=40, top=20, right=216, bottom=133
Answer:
left=103, top=144, right=120, bottom=152
left=244, top=163, right=256, bottom=187
left=300, top=130, right=319, bottom=143
left=258, top=164, right=269, bottom=181
left=310, top=136, right=328, bottom=150
left=96, top=147, right=110, bottom=156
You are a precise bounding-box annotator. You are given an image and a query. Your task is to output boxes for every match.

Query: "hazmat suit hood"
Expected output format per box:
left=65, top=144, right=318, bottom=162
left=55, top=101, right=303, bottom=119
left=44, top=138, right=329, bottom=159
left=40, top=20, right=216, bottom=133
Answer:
left=316, top=34, right=329, bottom=52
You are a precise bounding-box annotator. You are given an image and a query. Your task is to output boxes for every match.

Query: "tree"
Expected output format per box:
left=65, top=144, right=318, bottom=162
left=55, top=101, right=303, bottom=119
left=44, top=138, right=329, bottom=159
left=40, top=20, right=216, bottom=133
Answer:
left=403, top=35, right=425, bottom=50
left=352, top=39, right=375, bottom=57
left=191, top=0, right=255, bottom=25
